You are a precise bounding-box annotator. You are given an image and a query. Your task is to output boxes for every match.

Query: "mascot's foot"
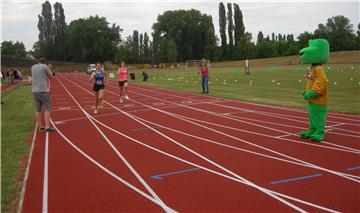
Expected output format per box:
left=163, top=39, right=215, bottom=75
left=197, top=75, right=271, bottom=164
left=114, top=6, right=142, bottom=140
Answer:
left=299, top=131, right=313, bottom=139
left=310, top=132, right=325, bottom=142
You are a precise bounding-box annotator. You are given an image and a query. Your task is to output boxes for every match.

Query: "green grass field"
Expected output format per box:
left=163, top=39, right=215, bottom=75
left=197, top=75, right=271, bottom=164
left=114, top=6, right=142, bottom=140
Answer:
left=122, top=64, right=360, bottom=114
left=1, top=84, right=34, bottom=213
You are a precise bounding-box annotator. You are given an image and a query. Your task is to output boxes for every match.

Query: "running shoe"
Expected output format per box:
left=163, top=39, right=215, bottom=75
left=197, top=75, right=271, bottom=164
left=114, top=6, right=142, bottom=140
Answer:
left=45, top=127, right=56, bottom=132
left=119, top=98, right=124, bottom=103
left=124, top=95, right=129, bottom=100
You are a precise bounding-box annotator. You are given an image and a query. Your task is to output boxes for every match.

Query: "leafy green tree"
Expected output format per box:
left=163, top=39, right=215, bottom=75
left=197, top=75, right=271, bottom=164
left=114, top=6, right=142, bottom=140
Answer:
left=219, top=2, right=227, bottom=59
left=234, top=32, right=254, bottom=59
left=227, top=3, right=234, bottom=59
left=256, top=39, right=276, bottom=58
left=157, top=38, right=178, bottom=62
left=67, top=15, right=121, bottom=62
left=132, top=30, right=140, bottom=63
left=53, top=2, right=67, bottom=61
left=32, top=41, right=42, bottom=59
left=297, top=31, right=314, bottom=49
left=314, top=15, right=357, bottom=51
left=144, top=32, right=150, bottom=63
left=139, top=33, right=144, bottom=62
left=201, top=15, right=217, bottom=60
left=357, top=23, right=360, bottom=49
left=152, top=9, right=216, bottom=62
left=233, top=3, right=244, bottom=46
left=114, top=36, right=132, bottom=64
left=37, top=1, right=54, bottom=59
left=1, top=41, right=27, bottom=57
left=257, top=31, right=264, bottom=44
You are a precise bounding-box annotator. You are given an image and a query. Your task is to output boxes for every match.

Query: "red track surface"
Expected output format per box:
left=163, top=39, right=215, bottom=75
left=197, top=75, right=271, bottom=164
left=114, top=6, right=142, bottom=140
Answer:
left=20, top=73, right=360, bottom=212
left=1, top=80, right=23, bottom=93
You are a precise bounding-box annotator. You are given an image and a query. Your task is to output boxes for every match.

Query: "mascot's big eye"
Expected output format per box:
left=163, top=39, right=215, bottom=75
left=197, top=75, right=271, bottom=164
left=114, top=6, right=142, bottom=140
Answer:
left=300, top=52, right=304, bottom=56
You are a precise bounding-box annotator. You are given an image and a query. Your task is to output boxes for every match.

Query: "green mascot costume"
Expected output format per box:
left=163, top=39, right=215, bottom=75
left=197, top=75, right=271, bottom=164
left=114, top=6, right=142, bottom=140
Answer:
left=298, top=39, right=329, bottom=142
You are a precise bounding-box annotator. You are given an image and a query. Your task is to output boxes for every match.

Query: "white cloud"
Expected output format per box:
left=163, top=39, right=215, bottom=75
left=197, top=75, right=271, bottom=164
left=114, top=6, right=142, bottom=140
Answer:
left=1, top=0, right=359, bottom=50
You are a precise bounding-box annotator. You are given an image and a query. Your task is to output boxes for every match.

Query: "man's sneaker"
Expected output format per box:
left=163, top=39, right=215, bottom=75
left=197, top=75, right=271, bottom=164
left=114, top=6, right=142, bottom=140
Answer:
left=39, top=127, right=45, bottom=131
left=119, top=98, right=124, bottom=103
left=45, top=127, right=56, bottom=132
left=124, top=95, right=129, bottom=100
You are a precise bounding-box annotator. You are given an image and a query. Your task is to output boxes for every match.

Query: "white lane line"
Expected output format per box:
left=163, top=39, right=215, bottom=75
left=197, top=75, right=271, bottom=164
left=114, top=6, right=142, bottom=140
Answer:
left=135, top=83, right=360, bottom=125
left=127, top=114, right=344, bottom=170
left=56, top=77, right=174, bottom=213
left=224, top=110, right=360, bottom=138
left=98, top=82, right=360, bottom=180
left=42, top=132, right=49, bottom=213
left=69, top=76, right=352, bottom=211
left=73, top=75, right=360, bottom=158
left=50, top=120, right=175, bottom=211
left=17, top=123, right=38, bottom=213
left=54, top=100, right=228, bottom=124
left=276, top=133, right=297, bottom=138
left=133, top=86, right=360, bottom=152
left=76, top=74, right=360, bottom=153
left=64, top=76, right=308, bottom=212
left=223, top=113, right=360, bottom=139
left=327, top=123, right=346, bottom=128
left=129, top=83, right=360, bottom=122
left=124, top=88, right=360, bottom=154
left=90, top=111, right=342, bottom=213
left=330, top=127, right=360, bottom=135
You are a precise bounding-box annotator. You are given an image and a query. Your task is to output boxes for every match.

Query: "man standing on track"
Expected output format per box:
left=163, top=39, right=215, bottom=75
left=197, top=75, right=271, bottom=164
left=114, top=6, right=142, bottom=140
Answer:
left=245, top=58, right=250, bottom=75
left=31, top=58, right=55, bottom=132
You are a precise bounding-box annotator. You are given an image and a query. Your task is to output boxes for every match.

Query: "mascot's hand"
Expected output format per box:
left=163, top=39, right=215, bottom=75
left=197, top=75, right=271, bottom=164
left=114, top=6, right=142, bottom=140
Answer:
left=303, top=89, right=319, bottom=100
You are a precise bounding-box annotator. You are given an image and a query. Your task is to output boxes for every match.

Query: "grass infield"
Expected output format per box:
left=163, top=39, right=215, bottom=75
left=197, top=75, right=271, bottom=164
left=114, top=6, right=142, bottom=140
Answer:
left=1, top=84, right=34, bottom=212
left=121, top=64, right=360, bottom=114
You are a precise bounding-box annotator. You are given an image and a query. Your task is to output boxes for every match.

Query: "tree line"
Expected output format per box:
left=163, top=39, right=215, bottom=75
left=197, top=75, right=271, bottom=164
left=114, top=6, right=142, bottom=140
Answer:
left=1, top=1, right=359, bottom=64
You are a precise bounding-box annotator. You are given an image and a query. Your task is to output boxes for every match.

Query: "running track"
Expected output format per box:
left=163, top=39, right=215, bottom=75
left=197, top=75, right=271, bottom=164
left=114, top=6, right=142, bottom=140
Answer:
left=19, top=73, right=360, bottom=212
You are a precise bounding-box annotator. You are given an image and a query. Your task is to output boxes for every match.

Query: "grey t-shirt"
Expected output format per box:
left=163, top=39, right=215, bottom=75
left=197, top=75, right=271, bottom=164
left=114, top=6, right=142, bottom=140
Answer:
left=31, top=63, right=52, bottom=92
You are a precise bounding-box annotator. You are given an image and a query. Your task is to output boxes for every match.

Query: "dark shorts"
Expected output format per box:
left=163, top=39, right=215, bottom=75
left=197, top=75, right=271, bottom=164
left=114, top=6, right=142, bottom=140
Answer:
left=118, top=80, right=128, bottom=87
left=33, top=92, right=51, bottom=112
left=93, top=84, right=105, bottom=92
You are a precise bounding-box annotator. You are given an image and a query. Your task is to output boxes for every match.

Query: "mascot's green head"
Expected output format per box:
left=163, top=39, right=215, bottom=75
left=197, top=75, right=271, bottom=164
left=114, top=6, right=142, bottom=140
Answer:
left=299, top=39, right=329, bottom=64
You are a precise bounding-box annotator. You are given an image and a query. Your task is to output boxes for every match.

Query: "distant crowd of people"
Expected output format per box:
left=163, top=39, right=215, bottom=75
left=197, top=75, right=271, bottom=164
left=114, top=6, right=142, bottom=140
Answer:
left=1, top=68, right=23, bottom=84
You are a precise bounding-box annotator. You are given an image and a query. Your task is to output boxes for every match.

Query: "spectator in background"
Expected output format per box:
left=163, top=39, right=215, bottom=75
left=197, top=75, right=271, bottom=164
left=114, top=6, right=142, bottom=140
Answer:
left=199, top=60, right=209, bottom=93
left=31, top=58, right=55, bottom=132
left=142, top=70, right=148, bottom=81
left=9, top=69, right=15, bottom=83
left=0, top=72, right=3, bottom=104
left=5, top=70, right=10, bottom=80
left=245, top=58, right=250, bottom=75
left=13, top=69, right=22, bottom=80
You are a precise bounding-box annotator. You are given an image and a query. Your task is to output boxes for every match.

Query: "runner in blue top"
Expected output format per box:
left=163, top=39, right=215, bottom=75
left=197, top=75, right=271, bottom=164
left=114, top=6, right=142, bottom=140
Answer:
left=89, top=63, right=106, bottom=114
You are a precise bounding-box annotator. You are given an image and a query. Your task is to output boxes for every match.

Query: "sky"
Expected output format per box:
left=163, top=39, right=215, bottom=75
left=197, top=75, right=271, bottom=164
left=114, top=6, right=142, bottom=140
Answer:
left=2, top=0, right=360, bottom=51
